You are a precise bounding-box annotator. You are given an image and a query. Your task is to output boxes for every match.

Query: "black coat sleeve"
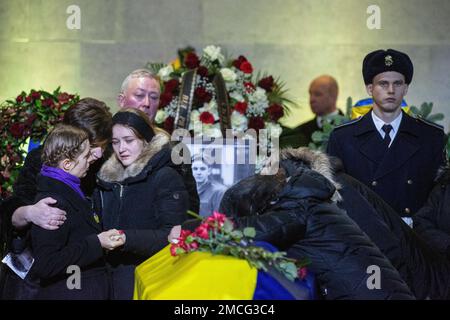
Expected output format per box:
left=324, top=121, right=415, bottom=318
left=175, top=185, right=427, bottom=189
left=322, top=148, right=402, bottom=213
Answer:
left=30, top=195, right=104, bottom=280
left=123, top=167, right=189, bottom=257
left=414, top=184, right=450, bottom=255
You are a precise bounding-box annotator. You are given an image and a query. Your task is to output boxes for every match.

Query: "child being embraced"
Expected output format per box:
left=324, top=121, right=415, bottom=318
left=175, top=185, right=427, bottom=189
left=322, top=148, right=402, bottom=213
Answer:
left=30, top=124, right=122, bottom=299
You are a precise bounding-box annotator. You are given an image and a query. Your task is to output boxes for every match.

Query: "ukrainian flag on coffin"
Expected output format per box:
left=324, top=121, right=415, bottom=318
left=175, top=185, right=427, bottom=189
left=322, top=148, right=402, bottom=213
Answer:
left=134, top=242, right=315, bottom=300
left=351, top=98, right=409, bottom=119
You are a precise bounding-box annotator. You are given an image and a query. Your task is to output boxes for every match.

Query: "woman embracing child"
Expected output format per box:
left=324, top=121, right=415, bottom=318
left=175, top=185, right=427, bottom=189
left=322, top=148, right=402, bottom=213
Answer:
left=30, top=124, right=124, bottom=299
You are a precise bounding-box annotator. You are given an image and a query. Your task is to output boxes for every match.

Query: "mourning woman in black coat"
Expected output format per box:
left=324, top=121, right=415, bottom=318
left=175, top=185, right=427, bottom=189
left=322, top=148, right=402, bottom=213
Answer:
left=30, top=124, right=124, bottom=299
left=95, top=108, right=189, bottom=299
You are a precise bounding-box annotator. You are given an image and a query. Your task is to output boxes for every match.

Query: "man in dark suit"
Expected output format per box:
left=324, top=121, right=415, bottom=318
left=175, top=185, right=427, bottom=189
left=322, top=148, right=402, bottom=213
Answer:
left=281, top=75, right=341, bottom=148
left=327, top=49, right=447, bottom=226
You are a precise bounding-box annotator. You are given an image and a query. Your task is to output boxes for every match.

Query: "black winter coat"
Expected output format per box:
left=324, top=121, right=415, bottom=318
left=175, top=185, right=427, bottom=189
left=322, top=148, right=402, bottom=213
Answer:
left=30, top=175, right=110, bottom=300
left=95, top=133, right=189, bottom=299
left=219, top=149, right=414, bottom=300
left=414, top=169, right=450, bottom=258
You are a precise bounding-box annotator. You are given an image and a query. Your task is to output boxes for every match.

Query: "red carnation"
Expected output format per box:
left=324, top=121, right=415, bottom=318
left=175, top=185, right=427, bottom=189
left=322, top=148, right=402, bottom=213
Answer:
left=248, top=117, right=265, bottom=131
left=10, top=123, right=25, bottom=138
left=164, top=79, right=179, bottom=93
left=159, top=91, right=174, bottom=108
left=298, top=267, right=308, bottom=280
left=16, top=95, right=24, bottom=103
left=195, top=223, right=210, bottom=240
left=258, top=76, right=275, bottom=92
left=194, top=87, right=212, bottom=104
left=199, top=111, right=215, bottom=124
left=239, top=61, right=253, bottom=74
left=232, top=55, right=248, bottom=69
left=234, top=101, right=248, bottom=114
left=197, top=66, right=209, bottom=78
left=267, top=103, right=284, bottom=122
left=164, top=116, right=175, bottom=133
left=184, top=52, right=200, bottom=69
left=206, top=211, right=227, bottom=229
left=25, top=96, right=32, bottom=103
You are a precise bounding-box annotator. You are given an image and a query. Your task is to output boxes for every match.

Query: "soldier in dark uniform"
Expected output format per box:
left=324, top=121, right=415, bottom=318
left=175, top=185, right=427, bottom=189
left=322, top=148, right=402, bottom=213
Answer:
left=327, top=49, right=447, bottom=226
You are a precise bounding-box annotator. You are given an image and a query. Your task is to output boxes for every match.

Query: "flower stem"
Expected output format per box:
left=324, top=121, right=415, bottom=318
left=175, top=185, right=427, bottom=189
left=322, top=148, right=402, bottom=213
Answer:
left=187, top=210, right=203, bottom=220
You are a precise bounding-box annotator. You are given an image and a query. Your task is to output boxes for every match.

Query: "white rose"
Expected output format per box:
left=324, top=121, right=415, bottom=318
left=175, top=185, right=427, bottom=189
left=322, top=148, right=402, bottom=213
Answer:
left=157, top=65, right=174, bottom=82
left=154, top=110, right=168, bottom=124
left=231, top=110, right=248, bottom=132
left=220, top=68, right=237, bottom=83
left=203, top=45, right=225, bottom=64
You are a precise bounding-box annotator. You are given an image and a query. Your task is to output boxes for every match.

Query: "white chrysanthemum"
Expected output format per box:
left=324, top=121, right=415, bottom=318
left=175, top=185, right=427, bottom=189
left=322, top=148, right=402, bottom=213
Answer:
left=154, top=110, right=168, bottom=124
left=265, top=122, right=283, bottom=138
left=229, top=91, right=245, bottom=102
left=203, top=45, right=225, bottom=64
left=157, top=65, right=174, bottom=82
left=249, top=87, right=268, bottom=104
left=220, top=68, right=237, bottom=83
left=231, top=110, right=248, bottom=132
left=247, top=101, right=269, bottom=117
left=202, top=124, right=223, bottom=138
left=189, top=110, right=201, bottom=131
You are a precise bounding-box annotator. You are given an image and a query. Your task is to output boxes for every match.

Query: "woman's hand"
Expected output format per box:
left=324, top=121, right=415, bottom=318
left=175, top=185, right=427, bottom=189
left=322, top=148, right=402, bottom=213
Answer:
left=97, top=229, right=126, bottom=250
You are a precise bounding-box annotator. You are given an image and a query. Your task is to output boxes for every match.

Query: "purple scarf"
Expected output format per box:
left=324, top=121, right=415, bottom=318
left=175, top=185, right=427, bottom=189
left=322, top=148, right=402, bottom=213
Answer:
left=40, top=165, right=85, bottom=199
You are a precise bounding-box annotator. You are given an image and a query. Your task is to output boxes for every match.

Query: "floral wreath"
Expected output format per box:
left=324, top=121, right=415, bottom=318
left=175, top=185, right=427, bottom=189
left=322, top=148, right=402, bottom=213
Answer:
left=147, top=45, right=296, bottom=138
left=0, top=88, right=79, bottom=198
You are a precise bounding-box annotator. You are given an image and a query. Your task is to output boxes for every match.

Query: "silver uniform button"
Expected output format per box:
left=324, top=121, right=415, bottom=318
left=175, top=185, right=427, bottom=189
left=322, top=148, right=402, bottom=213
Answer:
left=404, top=208, right=411, bottom=214
left=371, top=181, right=377, bottom=187
left=407, top=179, right=413, bottom=185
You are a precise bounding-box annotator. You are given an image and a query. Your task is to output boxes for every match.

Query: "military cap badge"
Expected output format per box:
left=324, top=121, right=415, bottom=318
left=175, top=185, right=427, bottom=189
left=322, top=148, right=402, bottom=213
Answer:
left=385, top=55, right=394, bottom=66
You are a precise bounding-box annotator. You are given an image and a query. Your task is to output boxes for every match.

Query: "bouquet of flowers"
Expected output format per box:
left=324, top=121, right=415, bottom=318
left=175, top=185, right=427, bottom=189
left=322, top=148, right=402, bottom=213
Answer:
left=170, top=211, right=308, bottom=282
left=0, top=88, right=79, bottom=198
left=147, top=45, right=296, bottom=138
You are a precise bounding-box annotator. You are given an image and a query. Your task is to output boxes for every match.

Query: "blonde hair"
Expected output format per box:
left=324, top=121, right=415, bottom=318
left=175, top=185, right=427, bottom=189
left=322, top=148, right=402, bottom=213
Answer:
left=42, top=124, right=89, bottom=167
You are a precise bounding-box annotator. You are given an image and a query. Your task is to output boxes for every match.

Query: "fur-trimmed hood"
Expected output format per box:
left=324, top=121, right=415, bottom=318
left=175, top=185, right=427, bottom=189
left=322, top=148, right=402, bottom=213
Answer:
left=97, top=132, right=170, bottom=183
left=269, top=147, right=342, bottom=202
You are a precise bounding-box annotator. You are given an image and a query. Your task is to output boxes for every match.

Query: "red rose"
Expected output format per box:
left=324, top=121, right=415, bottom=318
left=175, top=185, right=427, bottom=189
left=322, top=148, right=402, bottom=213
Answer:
left=194, top=87, right=212, bottom=104
left=197, top=66, right=209, bottom=78
left=159, top=91, right=174, bottom=108
left=239, top=61, right=253, bottom=74
left=164, top=116, right=175, bottom=133
left=184, top=52, right=200, bottom=69
left=31, top=91, right=41, bottom=100
left=25, top=96, right=32, bottom=103
left=42, top=98, right=54, bottom=107
left=248, top=117, right=265, bottom=131
left=199, top=111, right=215, bottom=124
left=10, top=123, right=25, bottom=138
left=57, top=92, right=71, bottom=104
left=16, top=95, right=24, bottom=103
left=258, top=76, right=274, bottom=92
left=232, top=55, right=248, bottom=69
left=267, top=103, right=284, bottom=121
left=164, top=79, right=179, bottom=93
left=234, top=101, right=248, bottom=114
